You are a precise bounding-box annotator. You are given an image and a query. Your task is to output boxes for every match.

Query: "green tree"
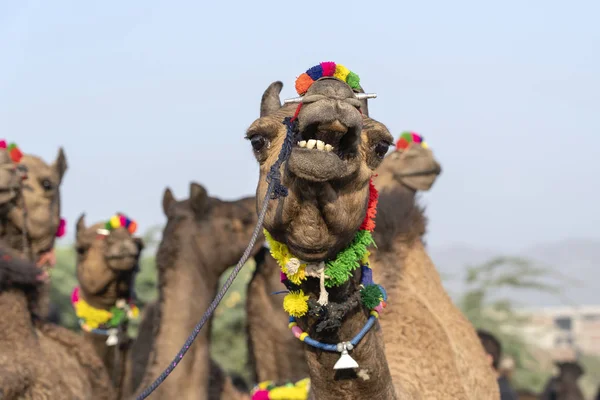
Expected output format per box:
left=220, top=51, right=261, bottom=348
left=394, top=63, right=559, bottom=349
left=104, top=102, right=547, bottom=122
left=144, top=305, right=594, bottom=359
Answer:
left=458, top=256, right=562, bottom=392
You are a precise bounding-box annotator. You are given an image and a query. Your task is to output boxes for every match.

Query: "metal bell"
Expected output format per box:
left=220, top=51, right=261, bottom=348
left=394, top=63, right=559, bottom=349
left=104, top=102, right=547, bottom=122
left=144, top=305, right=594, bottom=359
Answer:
left=333, top=342, right=359, bottom=370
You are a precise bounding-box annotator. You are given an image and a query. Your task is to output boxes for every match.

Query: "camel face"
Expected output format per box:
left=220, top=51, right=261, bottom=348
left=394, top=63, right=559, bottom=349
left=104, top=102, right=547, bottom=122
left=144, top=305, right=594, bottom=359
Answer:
left=161, top=182, right=259, bottom=269
left=377, top=144, right=441, bottom=192
left=246, top=78, right=393, bottom=262
left=75, top=214, right=143, bottom=272
left=9, top=149, right=67, bottom=259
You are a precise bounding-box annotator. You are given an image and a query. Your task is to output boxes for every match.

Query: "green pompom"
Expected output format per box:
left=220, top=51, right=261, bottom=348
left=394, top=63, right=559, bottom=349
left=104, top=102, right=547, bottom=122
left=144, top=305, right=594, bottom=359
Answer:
left=324, top=230, right=375, bottom=288
left=105, top=221, right=112, bottom=230
left=346, top=72, right=361, bottom=90
left=361, top=284, right=383, bottom=309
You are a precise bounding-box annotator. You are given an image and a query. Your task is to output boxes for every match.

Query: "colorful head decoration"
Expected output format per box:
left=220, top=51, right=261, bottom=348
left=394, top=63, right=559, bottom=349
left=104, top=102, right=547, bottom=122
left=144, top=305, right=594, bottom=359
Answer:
left=104, top=213, right=137, bottom=234
left=395, top=131, right=428, bottom=151
left=56, top=218, right=67, bottom=238
left=251, top=378, right=310, bottom=400
left=0, top=140, right=24, bottom=163
left=295, top=62, right=361, bottom=95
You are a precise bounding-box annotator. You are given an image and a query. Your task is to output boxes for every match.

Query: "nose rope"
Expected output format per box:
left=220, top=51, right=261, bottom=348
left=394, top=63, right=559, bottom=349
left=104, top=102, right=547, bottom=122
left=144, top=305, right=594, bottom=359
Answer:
left=135, top=115, right=297, bottom=399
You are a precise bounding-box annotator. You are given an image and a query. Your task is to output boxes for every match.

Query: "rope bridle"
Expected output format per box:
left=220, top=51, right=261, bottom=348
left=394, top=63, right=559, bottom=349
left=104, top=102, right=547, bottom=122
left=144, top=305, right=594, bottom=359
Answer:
left=135, top=116, right=296, bottom=399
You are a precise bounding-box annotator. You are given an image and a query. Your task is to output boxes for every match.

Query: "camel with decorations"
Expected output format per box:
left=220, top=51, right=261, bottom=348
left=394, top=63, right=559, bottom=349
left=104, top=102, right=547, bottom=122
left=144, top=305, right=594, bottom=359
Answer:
left=246, top=62, right=404, bottom=399
left=369, top=132, right=499, bottom=398
left=128, top=182, right=259, bottom=400
left=73, top=212, right=144, bottom=398
left=0, top=141, right=115, bottom=399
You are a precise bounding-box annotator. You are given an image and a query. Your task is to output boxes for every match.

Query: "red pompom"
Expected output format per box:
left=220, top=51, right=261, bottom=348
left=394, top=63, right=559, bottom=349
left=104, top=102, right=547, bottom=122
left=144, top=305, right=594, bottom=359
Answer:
left=359, top=179, right=379, bottom=231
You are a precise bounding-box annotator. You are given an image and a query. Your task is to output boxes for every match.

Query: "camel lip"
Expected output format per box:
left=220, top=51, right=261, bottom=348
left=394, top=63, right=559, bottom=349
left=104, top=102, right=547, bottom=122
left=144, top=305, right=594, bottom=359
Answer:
left=105, top=254, right=137, bottom=261
left=287, top=241, right=329, bottom=262
left=287, top=148, right=351, bottom=183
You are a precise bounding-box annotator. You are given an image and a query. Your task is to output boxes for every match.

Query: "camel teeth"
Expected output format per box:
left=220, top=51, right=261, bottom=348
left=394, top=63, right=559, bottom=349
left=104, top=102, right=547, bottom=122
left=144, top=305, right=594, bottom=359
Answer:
left=316, top=140, right=325, bottom=150
left=325, top=144, right=333, bottom=152
left=298, top=140, right=307, bottom=148
left=307, top=139, right=316, bottom=149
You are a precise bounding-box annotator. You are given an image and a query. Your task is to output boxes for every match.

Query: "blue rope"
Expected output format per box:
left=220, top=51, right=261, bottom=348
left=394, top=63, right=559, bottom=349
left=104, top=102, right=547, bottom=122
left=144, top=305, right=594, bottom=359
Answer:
left=135, top=116, right=296, bottom=399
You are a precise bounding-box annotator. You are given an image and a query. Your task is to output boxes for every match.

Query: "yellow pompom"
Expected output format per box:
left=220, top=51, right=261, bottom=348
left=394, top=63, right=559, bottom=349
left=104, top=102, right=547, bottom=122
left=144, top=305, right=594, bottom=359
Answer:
left=283, top=290, right=309, bottom=317
left=258, top=380, right=274, bottom=390
left=270, top=383, right=310, bottom=400
left=110, top=215, right=121, bottom=229
left=361, top=250, right=371, bottom=265
left=74, top=298, right=113, bottom=329
left=128, top=305, right=140, bottom=319
left=421, top=141, right=429, bottom=149
left=334, top=64, right=350, bottom=82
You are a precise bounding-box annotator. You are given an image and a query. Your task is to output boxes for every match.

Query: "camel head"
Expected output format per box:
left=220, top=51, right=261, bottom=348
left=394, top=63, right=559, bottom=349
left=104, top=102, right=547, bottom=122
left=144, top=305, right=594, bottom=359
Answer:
left=8, top=148, right=68, bottom=260
left=75, top=213, right=144, bottom=272
left=246, top=63, right=393, bottom=262
left=555, top=361, right=584, bottom=382
left=376, top=131, right=442, bottom=193
left=161, top=182, right=259, bottom=270
left=0, top=142, right=26, bottom=210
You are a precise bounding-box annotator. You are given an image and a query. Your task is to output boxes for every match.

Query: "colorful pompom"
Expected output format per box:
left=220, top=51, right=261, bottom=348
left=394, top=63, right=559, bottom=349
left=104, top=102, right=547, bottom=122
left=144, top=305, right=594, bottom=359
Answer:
left=104, top=213, right=137, bottom=234
left=360, top=284, right=383, bottom=309
left=6, top=142, right=23, bottom=163
left=396, top=131, right=427, bottom=151
left=320, top=61, right=336, bottom=77
left=283, top=290, right=309, bottom=318
left=294, top=62, right=361, bottom=95
left=333, top=64, right=350, bottom=82
left=128, top=220, right=137, bottom=234
left=110, top=215, right=121, bottom=229
left=295, top=73, right=314, bottom=96
left=252, top=389, right=270, bottom=400
left=346, top=71, right=361, bottom=90
left=56, top=218, right=66, bottom=238
left=0, top=140, right=6, bottom=149
left=306, top=64, right=323, bottom=81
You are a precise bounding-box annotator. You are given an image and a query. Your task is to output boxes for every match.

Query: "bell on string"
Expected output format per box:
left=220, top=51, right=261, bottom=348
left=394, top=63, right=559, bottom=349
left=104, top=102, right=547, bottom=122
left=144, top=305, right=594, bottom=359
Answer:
left=333, top=342, right=359, bottom=370
left=106, top=329, right=119, bottom=346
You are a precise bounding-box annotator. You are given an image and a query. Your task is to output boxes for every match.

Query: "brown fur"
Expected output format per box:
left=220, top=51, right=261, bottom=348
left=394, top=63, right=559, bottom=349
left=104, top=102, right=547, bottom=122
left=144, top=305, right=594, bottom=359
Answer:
left=75, top=214, right=145, bottom=398
left=371, top=154, right=499, bottom=399
left=248, top=79, right=402, bottom=399
left=246, top=247, right=309, bottom=384
left=130, top=182, right=262, bottom=400
left=0, top=148, right=115, bottom=399
left=539, top=362, right=585, bottom=400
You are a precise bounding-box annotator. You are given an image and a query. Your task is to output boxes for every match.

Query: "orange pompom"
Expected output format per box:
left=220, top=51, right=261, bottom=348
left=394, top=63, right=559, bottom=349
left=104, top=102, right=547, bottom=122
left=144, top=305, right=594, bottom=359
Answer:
left=128, top=221, right=137, bottom=234
left=295, top=73, right=314, bottom=95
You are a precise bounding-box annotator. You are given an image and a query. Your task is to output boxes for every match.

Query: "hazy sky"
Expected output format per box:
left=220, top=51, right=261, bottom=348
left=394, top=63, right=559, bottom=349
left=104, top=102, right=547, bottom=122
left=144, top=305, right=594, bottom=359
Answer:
left=1, top=1, right=599, bottom=253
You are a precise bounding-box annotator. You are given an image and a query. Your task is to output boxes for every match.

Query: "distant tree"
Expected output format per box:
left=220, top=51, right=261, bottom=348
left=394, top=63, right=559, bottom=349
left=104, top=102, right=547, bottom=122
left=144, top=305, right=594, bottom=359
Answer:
left=458, top=256, right=562, bottom=392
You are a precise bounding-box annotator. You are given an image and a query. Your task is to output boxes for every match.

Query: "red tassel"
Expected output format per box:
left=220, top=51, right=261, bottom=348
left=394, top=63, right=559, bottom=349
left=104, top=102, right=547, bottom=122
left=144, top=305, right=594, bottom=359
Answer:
left=360, top=178, right=379, bottom=231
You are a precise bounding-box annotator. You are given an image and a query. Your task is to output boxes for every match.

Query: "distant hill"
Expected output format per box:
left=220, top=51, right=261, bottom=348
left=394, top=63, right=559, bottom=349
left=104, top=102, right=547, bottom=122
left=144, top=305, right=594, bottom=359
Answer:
left=429, top=238, right=599, bottom=307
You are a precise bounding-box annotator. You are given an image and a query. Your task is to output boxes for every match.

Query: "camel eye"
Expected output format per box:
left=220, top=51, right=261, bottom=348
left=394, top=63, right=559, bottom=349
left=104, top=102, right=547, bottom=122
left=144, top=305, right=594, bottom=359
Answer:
left=250, top=135, right=268, bottom=152
left=374, top=141, right=390, bottom=158
left=41, top=178, right=54, bottom=192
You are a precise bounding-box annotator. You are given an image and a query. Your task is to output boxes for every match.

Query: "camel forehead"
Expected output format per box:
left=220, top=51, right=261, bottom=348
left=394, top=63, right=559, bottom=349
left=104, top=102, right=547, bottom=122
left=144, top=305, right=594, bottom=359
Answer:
left=20, top=154, right=56, bottom=178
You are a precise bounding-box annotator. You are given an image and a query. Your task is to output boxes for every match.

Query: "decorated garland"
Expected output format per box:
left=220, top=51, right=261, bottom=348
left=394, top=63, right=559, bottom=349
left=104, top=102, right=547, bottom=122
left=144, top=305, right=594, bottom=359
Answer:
left=0, top=140, right=23, bottom=163
left=102, top=212, right=138, bottom=234
left=56, top=218, right=67, bottom=238
left=264, top=178, right=380, bottom=316
left=295, top=61, right=361, bottom=96
left=396, top=131, right=428, bottom=151
left=251, top=378, right=310, bottom=400
left=71, top=286, right=139, bottom=345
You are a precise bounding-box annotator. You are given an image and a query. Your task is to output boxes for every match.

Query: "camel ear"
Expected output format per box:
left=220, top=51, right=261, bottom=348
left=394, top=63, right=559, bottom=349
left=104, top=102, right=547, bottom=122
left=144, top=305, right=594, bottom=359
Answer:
left=260, top=81, right=283, bottom=117
left=76, top=213, right=86, bottom=241
left=133, top=237, right=145, bottom=253
left=189, top=182, right=209, bottom=217
left=52, top=147, right=68, bottom=184
left=162, top=187, right=175, bottom=217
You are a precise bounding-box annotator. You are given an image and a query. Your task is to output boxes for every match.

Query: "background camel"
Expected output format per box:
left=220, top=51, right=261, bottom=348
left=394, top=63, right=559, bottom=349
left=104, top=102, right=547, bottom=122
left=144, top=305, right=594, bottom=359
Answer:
left=0, top=144, right=115, bottom=399
left=129, top=182, right=259, bottom=400
left=74, top=212, right=145, bottom=397
left=247, top=65, right=403, bottom=399
left=246, top=246, right=309, bottom=385
left=370, top=134, right=500, bottom=398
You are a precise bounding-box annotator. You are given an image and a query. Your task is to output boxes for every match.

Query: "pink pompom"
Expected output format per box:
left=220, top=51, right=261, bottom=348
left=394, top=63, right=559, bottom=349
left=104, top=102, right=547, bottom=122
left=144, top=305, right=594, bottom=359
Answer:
left=320, top=61, right=336, bottom=77
left=280, top=271, right=287, bottom=283
left=291, top=326, right=303, bottom=338
left=0, top=140, right=6, bottom=149
left=56, top=218, right=66, bottom=238
left=252, top=389, right=270, bottom=400
left=71, top=286, right=80, bottom=304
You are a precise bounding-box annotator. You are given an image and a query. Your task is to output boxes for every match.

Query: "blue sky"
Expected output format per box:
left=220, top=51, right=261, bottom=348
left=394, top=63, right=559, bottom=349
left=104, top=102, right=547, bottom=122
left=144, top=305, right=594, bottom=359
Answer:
left=1, top=0, right=599, bottom=252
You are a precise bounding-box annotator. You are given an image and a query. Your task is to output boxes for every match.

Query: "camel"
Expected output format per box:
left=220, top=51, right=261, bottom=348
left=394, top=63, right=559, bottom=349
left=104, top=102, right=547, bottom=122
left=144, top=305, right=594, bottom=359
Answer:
left=129, top=182, right=259, bottom=400
left=370, top=134, right=500, bottom=398
left=247, top=63, right=404, bottom=399
left=74, top=212, right=145, bottom=398
left=0, top=143, right=115, bottom=399
left=539, top=361, right=586, bottom=400
left=246, top=246, right=309, bottom=385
